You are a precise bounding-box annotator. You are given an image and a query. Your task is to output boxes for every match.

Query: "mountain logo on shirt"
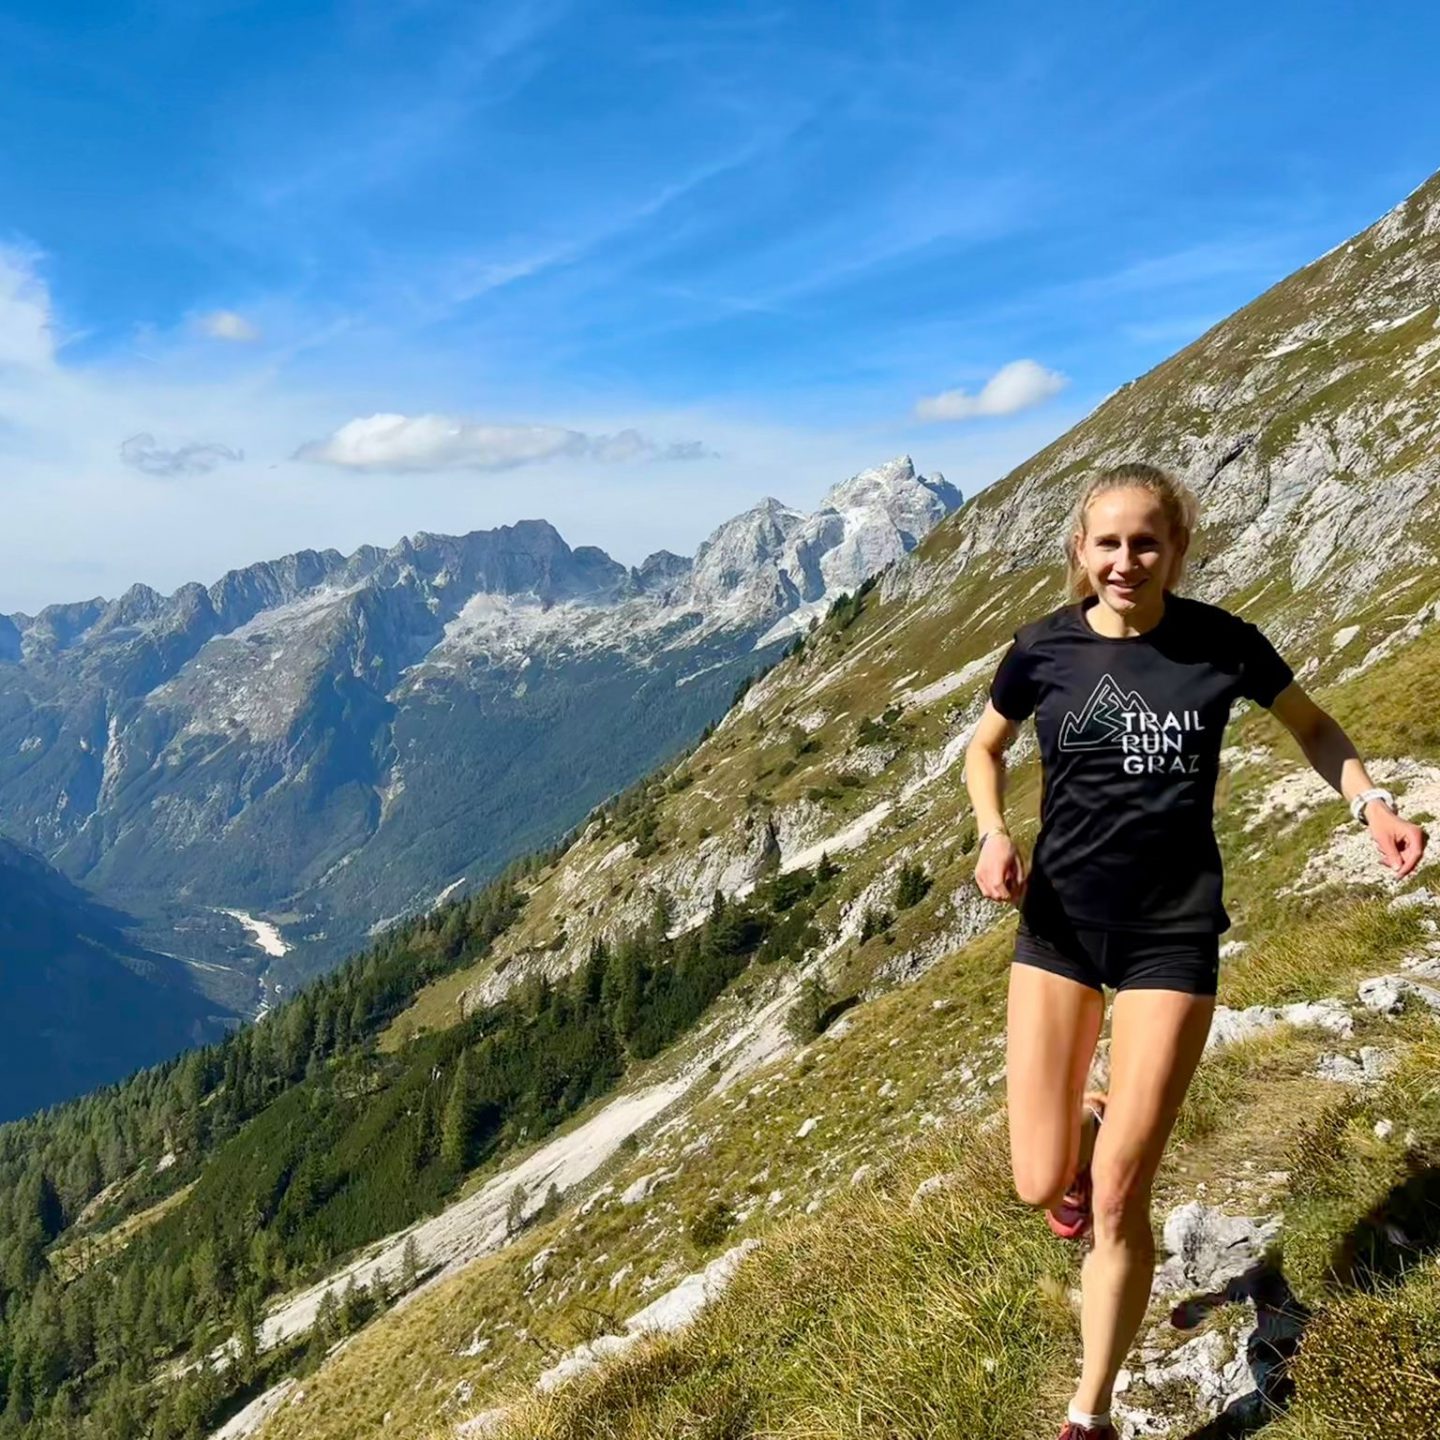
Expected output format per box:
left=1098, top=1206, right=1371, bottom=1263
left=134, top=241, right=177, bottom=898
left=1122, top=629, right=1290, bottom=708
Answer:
left=1059, top=673, right=1155, bottom=751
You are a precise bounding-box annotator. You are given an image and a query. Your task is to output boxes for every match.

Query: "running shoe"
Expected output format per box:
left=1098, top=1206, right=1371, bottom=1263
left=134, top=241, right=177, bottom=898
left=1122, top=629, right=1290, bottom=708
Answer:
left=1046, top=1093, right=1106, bottom=1241
left=1057, top=1423, right=1118, bottom=1440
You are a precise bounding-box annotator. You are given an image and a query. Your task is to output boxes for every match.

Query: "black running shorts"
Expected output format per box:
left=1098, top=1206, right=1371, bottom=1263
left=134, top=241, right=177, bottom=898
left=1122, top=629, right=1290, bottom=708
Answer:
left=1013, top=910, right=1219, bottom=996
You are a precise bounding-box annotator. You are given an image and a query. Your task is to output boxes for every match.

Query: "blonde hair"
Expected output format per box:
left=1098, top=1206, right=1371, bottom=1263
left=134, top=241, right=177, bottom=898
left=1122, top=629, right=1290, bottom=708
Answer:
left=1064, top=462, right=1200, bottom=600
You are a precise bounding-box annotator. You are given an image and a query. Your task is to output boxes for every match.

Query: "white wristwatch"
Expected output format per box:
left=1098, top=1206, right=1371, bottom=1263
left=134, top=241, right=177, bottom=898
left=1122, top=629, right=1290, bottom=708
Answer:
left=1350, top=787, right=1397, bottom=825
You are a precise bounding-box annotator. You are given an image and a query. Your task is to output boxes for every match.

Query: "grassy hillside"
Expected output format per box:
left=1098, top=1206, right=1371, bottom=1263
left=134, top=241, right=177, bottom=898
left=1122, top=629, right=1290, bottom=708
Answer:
left=244, top=599, right=1440, bottom=1440
left=241, top=173, right=1440, bottom=1440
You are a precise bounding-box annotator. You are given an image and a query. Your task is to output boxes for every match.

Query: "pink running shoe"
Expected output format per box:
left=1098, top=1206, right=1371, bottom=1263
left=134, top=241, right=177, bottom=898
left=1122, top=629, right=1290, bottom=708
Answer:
left=1046, top=1094, right=1106, bottom=1241
left=1057, top=1423, right=1118, bottom=1440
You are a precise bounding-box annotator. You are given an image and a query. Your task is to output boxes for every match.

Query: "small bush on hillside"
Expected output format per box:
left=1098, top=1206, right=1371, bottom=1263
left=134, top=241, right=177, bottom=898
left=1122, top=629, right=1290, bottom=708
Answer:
left=859, top=906, right=893, bottom=943
left=537, top=1182, right=562, bottom=1224
left=505, top=1185, right=526, bottom=1236
left=632, top=810, right=660, bottom=858
left=785, top=976, right=833, bottom=1043
left=893, top=862, right=932, bottom=910
left=688, top=1199, right=737, bottom=1249
left=855, top=715, right=890, bottom=746
left=827, top=591, right=862, bottom=630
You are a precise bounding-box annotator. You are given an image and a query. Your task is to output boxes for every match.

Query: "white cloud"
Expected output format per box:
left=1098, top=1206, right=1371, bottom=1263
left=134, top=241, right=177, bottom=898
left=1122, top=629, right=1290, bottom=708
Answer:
left=914, top=358, right=1067, bottom=422
left=198, top=309, right=262, bottom=342
left=0, top=245, right=58, bottom=372
left=120, top=433, right=245, bottom=477
left=295, top=413, right=713, bottom=472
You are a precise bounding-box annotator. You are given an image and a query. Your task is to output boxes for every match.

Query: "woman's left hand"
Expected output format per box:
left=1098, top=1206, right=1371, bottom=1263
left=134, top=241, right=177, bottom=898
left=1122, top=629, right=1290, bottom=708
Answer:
left=1367, top=805, right=1428, bottom=879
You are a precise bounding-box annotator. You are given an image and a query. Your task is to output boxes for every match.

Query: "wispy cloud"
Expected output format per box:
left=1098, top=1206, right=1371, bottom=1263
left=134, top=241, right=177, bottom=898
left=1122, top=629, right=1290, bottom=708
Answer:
left=120, top=433, right=245, bottom=477
left=914, top=359, right=1068, bottom=423
left=243, top=1, right=573, bottom=213
left=294, top=413, right=713, bottom=472
left=0, top=244, right=57, bottom=371
left=197, top=310, right=262, bottom=343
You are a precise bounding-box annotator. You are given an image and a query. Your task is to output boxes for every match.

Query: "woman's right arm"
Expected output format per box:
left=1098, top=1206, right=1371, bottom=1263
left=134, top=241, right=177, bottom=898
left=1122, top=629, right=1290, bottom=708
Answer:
left=963, top=700, right=1027, bottom=904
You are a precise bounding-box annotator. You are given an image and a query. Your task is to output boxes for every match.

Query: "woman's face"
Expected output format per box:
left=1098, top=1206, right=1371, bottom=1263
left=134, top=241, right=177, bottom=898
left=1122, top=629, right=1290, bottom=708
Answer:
left=1073, top=487, right=1184, bottom=614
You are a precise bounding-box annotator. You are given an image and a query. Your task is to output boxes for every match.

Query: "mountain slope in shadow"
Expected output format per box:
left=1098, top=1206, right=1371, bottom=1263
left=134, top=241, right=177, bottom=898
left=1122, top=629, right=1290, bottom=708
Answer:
left=0, top=837, right=239, bottom=1121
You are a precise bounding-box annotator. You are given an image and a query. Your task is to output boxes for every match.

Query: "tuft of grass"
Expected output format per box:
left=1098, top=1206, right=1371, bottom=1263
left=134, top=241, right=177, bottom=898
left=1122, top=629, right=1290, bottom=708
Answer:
left=1281, top=1266, right=1440, bottom=1440
left=1255, top=1034, right=1440, bottom=1438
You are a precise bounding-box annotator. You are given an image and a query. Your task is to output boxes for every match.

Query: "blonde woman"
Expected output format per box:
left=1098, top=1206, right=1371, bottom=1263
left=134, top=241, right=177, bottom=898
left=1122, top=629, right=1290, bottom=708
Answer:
left=963, top=462, right=1427, bottom=1440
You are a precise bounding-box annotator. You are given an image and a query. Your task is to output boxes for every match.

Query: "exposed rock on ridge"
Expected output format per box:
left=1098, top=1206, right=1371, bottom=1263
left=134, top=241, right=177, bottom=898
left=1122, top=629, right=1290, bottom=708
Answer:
left=0, top=457, right=958, bottom=983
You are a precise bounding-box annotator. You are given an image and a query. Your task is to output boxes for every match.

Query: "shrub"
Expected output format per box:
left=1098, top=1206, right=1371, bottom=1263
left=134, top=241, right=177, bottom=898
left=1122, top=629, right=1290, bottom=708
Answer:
left=859, top=906, right=893, bottom=943
left=1288, top=1268, right=1440, bottom=1439
left=855, top=716, right=890, bottom=746
left=633, top=810, right=660, bottom=858
left=688, top=1198, right=738, bottom=1249
left=785, top=976, right=831, bottom=1043
left=893, top=862, right=932, bottom=910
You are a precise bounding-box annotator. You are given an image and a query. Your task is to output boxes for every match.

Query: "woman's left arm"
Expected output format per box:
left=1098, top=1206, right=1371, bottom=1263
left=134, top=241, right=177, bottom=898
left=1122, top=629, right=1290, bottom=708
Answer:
left=1267, top=681, right=1428, bottom=879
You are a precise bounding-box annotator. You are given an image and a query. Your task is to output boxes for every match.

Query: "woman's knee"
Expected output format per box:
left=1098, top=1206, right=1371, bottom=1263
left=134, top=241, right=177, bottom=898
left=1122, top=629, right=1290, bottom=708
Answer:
left=1011, top=1159, right=1068, bottom=1211
left=1090, top=1171, right=1152, bottom=1240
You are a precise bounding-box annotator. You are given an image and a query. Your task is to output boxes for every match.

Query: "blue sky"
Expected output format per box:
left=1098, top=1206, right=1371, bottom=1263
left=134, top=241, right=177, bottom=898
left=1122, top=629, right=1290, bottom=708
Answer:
left=0, top=1, right=1437, bottom=611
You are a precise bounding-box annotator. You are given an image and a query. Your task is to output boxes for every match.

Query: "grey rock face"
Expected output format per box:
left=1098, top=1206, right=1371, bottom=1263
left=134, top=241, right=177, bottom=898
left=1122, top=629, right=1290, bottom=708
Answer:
left=880, top=171, right=1440, bottom=672
left=1358, top=973, right=1440, bottom=1015
left=1151, top=1203, right=1282, bottom=1295
left=1204, top=998, right=1353, bottom=1052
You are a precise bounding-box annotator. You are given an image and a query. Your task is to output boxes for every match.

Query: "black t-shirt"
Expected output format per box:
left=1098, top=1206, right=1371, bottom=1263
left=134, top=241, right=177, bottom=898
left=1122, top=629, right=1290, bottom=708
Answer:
left=987, top=590, right=1294, bottom=934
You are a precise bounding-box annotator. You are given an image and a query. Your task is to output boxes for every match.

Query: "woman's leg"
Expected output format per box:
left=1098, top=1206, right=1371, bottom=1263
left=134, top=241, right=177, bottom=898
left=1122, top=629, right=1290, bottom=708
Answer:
left=1006, top=960, right=1105, bottom=1209
left=1071, top=985, right=1215, bottom=1415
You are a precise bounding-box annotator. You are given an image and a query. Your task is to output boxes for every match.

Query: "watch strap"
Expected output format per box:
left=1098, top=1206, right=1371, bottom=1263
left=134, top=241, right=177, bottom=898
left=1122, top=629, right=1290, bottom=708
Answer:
left=1351, top=787, right=1397, bottom=825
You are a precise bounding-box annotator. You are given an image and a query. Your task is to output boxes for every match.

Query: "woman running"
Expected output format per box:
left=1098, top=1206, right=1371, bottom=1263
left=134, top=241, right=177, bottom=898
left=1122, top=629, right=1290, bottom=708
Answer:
left=963, top=462, right=1427, bottom=1440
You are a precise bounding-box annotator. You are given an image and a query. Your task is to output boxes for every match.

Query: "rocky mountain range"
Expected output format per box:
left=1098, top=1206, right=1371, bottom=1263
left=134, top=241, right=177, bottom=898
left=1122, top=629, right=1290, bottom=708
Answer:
left=0, top=458, right=960, bottom=1003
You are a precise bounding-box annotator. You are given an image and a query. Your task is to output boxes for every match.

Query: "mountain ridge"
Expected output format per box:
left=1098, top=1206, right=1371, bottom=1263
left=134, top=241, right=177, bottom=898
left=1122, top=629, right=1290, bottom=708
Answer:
left=0, top=455, right=960, bottom=997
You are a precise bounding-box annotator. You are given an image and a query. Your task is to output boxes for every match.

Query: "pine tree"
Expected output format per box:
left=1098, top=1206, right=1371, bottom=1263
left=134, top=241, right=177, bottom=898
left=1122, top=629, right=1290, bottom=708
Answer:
left=440, top=1053, right=475, bottom=1171
left=893, top=860, right=932, bottom=909
left=400, top=1235, right=421, bottom=1291
left=337, top=1276, right=362, bottom=1335
left=505, top=1184, right=526, bottom=1236
left=314, top=1287, right=339, bottom=1344
left=233, top=1288, right=260, bottom=1383
left=649, top=887, right=676, bottom=938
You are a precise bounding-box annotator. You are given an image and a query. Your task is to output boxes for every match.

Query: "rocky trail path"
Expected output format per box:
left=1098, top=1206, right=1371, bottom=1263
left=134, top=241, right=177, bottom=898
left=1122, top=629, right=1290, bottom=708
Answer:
left=1082, top=915, right=1440, bottom=1437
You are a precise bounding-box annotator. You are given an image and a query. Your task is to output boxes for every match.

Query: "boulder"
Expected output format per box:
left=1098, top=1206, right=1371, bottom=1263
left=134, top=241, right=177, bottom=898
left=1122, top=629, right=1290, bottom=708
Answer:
left=1152, top=1204, right=1281, bottom=1294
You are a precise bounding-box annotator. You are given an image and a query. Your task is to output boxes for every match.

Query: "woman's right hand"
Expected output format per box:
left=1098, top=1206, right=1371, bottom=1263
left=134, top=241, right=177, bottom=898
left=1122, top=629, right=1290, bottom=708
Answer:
left=974, top=831, right=1026, bottom=904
